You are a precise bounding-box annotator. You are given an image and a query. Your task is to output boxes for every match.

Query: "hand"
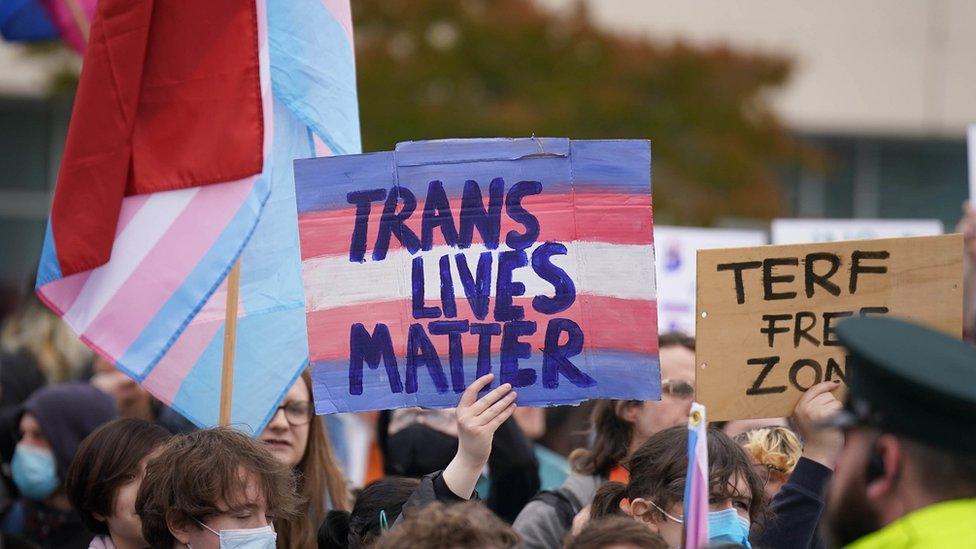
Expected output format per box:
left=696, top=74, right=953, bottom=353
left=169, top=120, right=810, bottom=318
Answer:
left=571, top=505, right=591, bottom=537
left=791, top=381, right=844, bottom=469
left=955, top=201, right=976, bottom=262
left=442, top=374, right=517, bottom=498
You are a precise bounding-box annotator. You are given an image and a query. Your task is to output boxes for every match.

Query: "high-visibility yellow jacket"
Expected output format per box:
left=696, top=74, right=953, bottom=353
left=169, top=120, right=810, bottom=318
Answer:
left=846, top=499, right=976, bottom=549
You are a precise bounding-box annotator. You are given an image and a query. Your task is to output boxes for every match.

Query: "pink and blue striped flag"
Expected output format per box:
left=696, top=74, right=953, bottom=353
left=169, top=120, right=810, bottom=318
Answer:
left=684, top=402, right=709, bottom=548
left=37, top=0, right=360, bottom=433
left=294, top=138, right=660, bottom=413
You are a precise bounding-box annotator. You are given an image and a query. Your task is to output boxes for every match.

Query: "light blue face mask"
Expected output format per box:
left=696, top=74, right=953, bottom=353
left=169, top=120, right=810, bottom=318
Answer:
left=11, top=443, right=59, bottom=501
left=195, top=521, right=277, bottom=549
left=707, top=507, right=752, bottom=548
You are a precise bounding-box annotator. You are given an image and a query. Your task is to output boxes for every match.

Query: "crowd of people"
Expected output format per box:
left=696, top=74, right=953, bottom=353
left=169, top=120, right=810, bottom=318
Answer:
left=0, top=216, right=973, bottom=549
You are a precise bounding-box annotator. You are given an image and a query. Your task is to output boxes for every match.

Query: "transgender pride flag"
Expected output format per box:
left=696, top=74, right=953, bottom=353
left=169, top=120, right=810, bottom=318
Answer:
left=295, top=138, right=660, bottom=413
left=37, top=0, right=360, bottom=433
left=683, top=402, right=710, bottom=548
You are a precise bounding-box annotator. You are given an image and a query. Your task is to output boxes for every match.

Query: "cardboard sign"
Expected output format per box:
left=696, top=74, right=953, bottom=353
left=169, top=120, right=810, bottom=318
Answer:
left=771, top=218, right=943, bottom=245
left=294, top=138, right=660, bottom=413
left=696, top=234, right=962, bottom=420
left=654, top=226, right=767, bottom=335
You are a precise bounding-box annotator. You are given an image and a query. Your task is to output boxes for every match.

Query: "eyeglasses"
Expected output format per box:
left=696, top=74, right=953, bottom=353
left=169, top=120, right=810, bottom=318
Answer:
left=272, top=400, right=313, bottom=426
left=662, top=378, right=695, bottom=399
left=752, top=463, right=788, bottom=488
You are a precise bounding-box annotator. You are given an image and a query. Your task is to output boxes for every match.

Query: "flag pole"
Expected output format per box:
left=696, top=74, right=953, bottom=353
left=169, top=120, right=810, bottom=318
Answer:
left=219, top=259, right=242, bottom=427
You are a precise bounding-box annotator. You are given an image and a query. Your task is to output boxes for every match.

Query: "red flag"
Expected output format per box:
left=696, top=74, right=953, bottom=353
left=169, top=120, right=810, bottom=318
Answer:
left=50, top=0, right=264, bottom=276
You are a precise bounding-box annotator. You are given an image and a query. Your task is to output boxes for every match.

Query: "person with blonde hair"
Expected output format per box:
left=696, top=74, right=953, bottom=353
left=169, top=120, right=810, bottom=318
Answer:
left=1, top=293, right=91, bottom=383
left=734, top=426, right=803, bottom=500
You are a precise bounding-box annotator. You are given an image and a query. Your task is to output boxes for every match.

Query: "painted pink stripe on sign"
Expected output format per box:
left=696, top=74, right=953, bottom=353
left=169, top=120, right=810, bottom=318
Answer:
left=81, top=179, right=255, bottom=360
left=307, top=295, right=659, bottom=362
left=299, top=192, right=654, bottom=260
left=141, top=318, right=224, bottom=404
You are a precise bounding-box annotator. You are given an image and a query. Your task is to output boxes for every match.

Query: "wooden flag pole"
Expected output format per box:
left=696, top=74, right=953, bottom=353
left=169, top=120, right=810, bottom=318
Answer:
left=219, top=259, right=242, bottom=427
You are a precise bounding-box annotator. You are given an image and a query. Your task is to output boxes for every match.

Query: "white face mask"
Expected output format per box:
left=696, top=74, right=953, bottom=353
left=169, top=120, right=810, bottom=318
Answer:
left=193, top=521, right=277, bottom=549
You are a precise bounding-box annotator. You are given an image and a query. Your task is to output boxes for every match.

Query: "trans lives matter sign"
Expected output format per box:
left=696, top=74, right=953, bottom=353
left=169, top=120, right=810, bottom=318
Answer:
left=696, top=234, right=962, bottom=420
left=294, top=138, right=660, bottom=413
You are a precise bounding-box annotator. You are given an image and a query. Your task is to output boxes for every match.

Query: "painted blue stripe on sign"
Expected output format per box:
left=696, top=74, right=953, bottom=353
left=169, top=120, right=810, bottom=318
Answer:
left=310, top=350, right=661, bottom=414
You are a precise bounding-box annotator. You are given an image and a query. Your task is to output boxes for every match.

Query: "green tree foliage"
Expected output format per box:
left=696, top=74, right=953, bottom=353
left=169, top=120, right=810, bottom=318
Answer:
left=354, top=0, right=811, bottom=224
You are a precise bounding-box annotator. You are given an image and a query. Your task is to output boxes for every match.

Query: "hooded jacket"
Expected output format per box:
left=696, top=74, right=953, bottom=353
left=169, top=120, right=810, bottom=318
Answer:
left=20, top=383, right=117, bottom=477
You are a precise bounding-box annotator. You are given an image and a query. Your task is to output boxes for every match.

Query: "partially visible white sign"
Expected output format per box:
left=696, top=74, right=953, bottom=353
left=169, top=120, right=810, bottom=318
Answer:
left=771, top=219, right=943, bottom=245
left=654, top=226, right=767, bottom=336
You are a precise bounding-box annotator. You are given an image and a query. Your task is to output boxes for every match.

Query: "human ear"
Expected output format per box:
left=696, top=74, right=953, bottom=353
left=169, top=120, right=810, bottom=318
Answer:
left=628, top=499, right=649, bottom=520
left=865, top=435, right=902, bottom=501
left=629, top=499, right=662, bottom=532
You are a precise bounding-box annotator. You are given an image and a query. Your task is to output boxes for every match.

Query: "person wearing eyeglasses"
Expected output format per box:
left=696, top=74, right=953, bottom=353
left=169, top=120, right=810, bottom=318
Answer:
left=514, top=333, right=697, bottom=549
left=258, top=370, right=351, bottom=547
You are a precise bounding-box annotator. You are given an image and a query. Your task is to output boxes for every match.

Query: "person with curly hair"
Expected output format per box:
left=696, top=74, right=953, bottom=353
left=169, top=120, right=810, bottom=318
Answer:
left=135, top=428, right=300, bottom=549
left=372, top=501, right=518, bottom=549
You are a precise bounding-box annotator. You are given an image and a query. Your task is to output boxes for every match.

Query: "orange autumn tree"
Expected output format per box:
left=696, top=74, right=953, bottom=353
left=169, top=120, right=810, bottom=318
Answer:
left=354, top=0, right=811, bottom=224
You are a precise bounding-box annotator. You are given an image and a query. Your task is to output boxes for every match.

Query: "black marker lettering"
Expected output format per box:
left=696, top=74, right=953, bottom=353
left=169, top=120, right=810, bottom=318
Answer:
left=717, top=261, right=762, bottom=304
left=746, top=356, right=787, bottom=395
left=849, top=250, right=889, bottom=294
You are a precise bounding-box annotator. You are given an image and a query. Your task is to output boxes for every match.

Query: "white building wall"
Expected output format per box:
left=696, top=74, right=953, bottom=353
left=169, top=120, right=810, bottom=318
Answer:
left=538, top=0, right=976, bottom=137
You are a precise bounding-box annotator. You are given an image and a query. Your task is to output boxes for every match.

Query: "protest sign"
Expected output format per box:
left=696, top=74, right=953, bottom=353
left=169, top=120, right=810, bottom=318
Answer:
left=654, top=226, right=766, bottom=335
left=295, top=138, right=660, bottom=413
left=696, top=234, right=962, bottom=420
left=771, top=218, right=943, bottom=245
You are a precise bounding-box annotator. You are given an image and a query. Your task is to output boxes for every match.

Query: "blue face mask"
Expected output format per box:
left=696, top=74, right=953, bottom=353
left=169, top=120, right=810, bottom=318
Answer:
left=11, top=443, right=59, bottom=501
left=196, top=521, right=277, bottom=549
left=708, top=507, right=751, bottom=547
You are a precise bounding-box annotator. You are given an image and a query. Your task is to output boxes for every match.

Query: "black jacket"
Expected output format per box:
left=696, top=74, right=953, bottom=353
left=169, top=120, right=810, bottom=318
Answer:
left=753, top=457, right=831, bottom=549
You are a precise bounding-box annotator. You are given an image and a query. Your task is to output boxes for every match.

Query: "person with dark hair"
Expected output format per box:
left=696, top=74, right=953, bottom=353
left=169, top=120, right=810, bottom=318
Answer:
left=590, top=426, right=766, bottom=548
left=318, top=477, right=419, bottom=549
left=258, top=370, right=350, bottom=547
left=0, top=349, right=47, bottom=505
left=376, top=389, right=538, bottom=523
left=371, top=501, right=519, bottom=549
left=565, top=516, right=667, bottom=549
left=0, top=383, right=117, bottom=548
left=320, top=373, right=519, bottom=548
left=65, top=418, right=170, bottom=549
left=514, top=333, right=696, bottom=549
left=820, top=317, right=976, bottom=547
left=134, top=428, right=300, bottom=549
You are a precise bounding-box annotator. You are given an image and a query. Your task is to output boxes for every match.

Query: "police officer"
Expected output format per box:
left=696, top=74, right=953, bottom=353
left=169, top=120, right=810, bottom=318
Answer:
left=823, top=316, right=976, bottom=548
